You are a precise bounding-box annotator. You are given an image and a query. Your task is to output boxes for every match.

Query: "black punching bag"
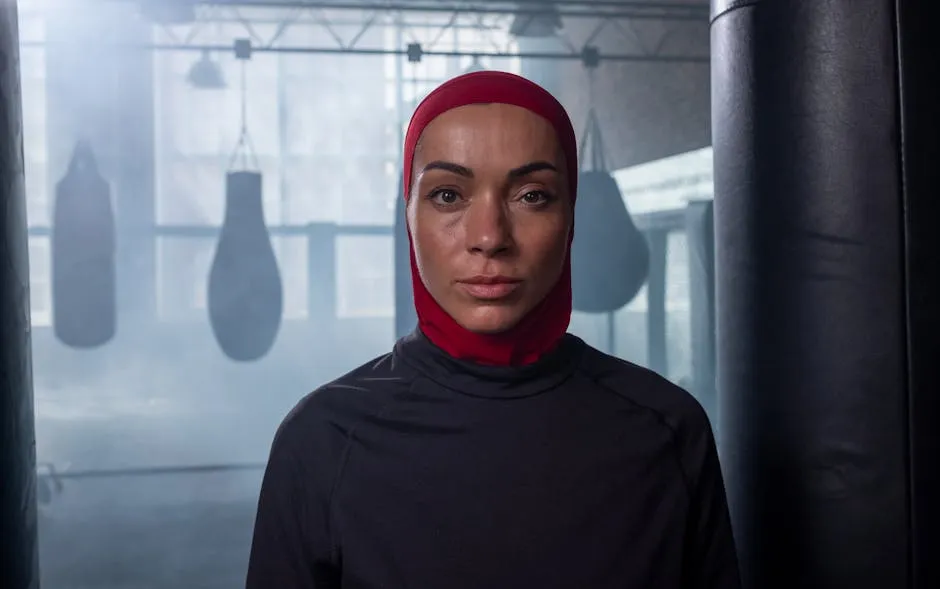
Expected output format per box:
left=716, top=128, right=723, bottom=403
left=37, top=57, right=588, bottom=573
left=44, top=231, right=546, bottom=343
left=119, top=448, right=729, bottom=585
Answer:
left=51, top=141, right=117, bottom=348
left=0, top=4, right=40, bottom=588
left=394, top=174, right=417, bottom=339
left=570, top=170, right=649, bottom=313
left=712, top=1, right=940, bottom=588
left=207, top=171, right=283, bottom=361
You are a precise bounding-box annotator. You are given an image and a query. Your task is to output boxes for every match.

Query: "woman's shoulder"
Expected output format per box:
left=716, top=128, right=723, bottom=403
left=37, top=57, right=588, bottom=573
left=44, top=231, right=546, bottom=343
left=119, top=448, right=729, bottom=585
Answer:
left=274, top=350, right=415, bottom=452
left=575, top=341, right=712, bottom=436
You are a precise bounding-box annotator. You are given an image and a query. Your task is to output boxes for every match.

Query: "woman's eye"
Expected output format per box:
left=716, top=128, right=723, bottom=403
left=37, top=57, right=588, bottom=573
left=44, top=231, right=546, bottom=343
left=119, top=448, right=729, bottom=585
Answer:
left=431, top=189, right=460, bottom=205
left=521, top=190, right=550, bottom=205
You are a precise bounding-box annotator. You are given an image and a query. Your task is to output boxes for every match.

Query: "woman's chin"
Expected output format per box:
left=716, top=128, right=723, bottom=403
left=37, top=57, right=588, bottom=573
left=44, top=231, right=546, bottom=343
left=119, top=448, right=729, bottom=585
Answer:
left=454, top=307, right=524, bottom=335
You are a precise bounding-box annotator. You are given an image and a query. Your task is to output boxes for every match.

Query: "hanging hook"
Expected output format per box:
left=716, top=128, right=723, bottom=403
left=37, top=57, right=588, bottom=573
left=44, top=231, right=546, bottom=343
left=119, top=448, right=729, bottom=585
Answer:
left=68, top=139, right=99, bottom=175
left=577, top=46, right=608, bottom=173
left=228, top=40, right=260, bottom=172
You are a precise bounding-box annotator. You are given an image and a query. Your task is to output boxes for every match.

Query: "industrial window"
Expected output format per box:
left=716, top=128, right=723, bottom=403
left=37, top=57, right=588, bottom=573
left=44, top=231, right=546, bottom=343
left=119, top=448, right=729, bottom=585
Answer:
left=27, top=237, right=52, bottom=327
left=665, top=231, right=692, bottom=384
left=335, top=235, right=395, bottom=318
left=20, top=9, right=51, bottom=327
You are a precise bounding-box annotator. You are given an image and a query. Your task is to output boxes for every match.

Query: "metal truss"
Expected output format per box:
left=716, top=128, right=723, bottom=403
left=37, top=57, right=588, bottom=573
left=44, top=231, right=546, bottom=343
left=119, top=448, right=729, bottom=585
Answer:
left=143, top=0, right=709, bottom=65
left=186, top=0, right=709, bottom=21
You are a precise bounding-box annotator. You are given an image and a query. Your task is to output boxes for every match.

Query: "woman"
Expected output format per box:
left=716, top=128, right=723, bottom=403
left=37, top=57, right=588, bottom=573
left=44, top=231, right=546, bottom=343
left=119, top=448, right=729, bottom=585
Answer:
left=246, top=71, right=740, bottom=588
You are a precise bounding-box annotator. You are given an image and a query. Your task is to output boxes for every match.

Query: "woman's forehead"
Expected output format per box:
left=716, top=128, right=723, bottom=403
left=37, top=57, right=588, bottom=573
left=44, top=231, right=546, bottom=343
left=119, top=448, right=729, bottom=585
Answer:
left=414, top=104, right=563, bottom=165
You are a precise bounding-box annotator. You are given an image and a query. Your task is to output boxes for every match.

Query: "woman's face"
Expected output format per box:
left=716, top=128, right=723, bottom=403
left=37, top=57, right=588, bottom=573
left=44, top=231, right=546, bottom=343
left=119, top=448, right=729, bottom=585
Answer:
left=408, top=103, right=572, bottom=334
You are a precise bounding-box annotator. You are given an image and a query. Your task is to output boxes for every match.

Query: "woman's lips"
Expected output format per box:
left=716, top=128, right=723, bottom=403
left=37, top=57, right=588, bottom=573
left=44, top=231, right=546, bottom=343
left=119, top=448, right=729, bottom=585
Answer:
left=457, top=276, right=522, bottom=300
left=459, top=282, right=521, bottom=300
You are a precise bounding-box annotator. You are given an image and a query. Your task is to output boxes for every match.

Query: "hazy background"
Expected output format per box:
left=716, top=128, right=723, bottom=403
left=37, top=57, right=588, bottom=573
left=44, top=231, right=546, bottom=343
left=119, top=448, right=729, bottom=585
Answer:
left=17, top=1, right=714, bottom=587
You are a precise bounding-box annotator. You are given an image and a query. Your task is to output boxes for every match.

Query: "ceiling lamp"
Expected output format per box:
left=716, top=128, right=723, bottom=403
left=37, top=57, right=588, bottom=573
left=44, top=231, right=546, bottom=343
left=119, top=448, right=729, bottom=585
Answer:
left=509, top=5, right=563, bottom=38
left=187, top=50, right=227, bottom=90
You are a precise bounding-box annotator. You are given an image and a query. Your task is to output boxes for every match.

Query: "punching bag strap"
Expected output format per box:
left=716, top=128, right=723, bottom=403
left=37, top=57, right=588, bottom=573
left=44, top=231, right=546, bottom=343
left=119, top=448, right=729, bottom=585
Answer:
left=577, top=68, right=608, bottom=173
left=68, top=139, right=98, bottom=176
left=228, top=57, right=260, bottom=172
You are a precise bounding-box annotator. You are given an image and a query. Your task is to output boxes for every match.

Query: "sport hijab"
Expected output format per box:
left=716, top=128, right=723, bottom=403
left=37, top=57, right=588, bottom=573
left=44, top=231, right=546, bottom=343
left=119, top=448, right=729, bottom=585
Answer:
left=403, top=71, right=578, bottom=366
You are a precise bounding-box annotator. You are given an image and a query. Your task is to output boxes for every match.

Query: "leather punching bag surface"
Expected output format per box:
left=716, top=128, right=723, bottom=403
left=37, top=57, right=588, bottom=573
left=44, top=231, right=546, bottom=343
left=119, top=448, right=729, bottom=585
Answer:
left=712, top=1, right=940, bottom=588
left=207, top=171, right=283, bottom=361
left=570, top=170, right=649, bottom=313
left=0, top=4, right=40, bottom=588
left=51, top=141, right=117, bottom=348
left=394, top=174, right=417, bottom=339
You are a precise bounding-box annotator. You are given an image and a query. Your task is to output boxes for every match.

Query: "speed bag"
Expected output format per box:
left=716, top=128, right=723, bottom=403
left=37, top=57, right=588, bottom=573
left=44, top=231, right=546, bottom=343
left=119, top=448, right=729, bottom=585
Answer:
left=207, top=171, right=283, bottom=362
left=51, top=141, right=117, bottom=348
left=571, top=170, right=650, bottom=313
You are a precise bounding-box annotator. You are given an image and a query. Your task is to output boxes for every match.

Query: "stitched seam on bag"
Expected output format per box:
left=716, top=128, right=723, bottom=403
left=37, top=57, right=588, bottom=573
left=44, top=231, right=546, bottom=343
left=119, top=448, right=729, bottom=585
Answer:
left=712, top=0, right=761, bottom=23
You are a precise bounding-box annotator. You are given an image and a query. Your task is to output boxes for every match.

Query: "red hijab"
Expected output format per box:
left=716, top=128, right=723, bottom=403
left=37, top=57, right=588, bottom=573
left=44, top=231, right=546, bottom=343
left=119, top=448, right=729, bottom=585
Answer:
left=403, top=71, right=578, bottom=366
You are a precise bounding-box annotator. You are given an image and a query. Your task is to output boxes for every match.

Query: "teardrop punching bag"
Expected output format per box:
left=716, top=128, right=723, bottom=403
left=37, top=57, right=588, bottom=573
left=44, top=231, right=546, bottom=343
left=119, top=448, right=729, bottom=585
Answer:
left=712, top=1, right=940, bottom=588
left=570, top=108, right=649, bottom=313
left=0, top=5, right=40, bottom=588
left=394, top=173, right=417, bottom=339
left=51, top=141, right=117, bottom=348
left=207, top=171, right=283, bottom=361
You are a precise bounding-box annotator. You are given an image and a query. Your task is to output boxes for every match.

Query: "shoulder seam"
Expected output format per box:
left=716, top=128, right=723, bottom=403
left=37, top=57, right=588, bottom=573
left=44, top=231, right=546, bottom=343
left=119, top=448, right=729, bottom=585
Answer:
left=575, top=365, right=694, bottom=502
left=323, top=374, right=411, bottom=564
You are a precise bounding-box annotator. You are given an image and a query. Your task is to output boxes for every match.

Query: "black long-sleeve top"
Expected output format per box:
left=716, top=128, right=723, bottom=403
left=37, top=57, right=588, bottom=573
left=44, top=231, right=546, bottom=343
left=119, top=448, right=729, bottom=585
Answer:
left=246, top=330, right=740, bottom=588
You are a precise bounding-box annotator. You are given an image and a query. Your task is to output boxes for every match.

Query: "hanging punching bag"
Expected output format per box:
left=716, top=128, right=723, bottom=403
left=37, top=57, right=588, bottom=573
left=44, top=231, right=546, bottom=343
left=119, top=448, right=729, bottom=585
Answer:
left=713, top=0, right=940, bottom=588
left=570, top=111, right=649, bottom=313
left=207, top=171, right=283, bottom=361
left=394, top=173, right=417, bottom=339
left=51, top=141, right=117, bottom=348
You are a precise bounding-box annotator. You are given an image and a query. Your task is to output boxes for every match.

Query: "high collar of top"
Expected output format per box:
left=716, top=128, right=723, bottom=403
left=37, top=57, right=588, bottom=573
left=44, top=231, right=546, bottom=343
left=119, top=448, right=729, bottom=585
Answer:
left=394, top=328, right=586, bottom=399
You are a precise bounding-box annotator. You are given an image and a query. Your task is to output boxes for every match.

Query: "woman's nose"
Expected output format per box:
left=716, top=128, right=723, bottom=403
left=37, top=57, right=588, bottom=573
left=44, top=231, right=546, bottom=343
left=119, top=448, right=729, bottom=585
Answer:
left=463, top=195, right=514, bottom=257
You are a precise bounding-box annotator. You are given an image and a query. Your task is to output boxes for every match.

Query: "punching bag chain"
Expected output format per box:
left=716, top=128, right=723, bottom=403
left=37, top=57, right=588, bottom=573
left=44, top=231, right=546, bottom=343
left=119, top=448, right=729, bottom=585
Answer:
left=577, top=69, right=608, bottom=173
left=228, top=60, right=260, bottom=172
